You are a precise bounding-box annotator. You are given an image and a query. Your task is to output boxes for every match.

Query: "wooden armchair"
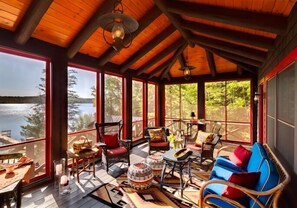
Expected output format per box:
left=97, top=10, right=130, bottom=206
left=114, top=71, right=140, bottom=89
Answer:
left=95, top=121, right=131, bottom=173
left=144, top=127, right=170, bottom=155
left=186, top=133, right=222, bottom=166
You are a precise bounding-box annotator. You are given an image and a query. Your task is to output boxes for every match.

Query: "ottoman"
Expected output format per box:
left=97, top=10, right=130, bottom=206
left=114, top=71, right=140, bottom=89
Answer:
left=145, top=155, right=164, bottom=177
left=127, top=163, right=153, bottom=189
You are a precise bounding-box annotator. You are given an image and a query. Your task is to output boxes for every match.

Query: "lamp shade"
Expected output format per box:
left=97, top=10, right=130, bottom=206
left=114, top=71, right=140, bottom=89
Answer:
left=190, top=112, right=196, bottom=118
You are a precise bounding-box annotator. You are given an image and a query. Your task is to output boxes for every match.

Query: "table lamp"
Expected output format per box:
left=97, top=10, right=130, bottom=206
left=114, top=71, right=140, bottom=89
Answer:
left=190, top=112, right=196, bottom=121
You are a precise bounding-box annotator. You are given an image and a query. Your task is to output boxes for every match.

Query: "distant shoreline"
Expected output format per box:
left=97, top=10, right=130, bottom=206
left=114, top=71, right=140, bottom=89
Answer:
left=0, top=96, right=93, bottom=104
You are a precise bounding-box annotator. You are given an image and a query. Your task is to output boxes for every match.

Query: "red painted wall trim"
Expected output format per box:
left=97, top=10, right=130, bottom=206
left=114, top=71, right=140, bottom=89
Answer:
left=266, top=47, right=297, bottom=80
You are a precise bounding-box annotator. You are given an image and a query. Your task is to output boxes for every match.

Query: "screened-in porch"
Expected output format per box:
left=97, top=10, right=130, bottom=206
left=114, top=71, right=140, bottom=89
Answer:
left=0, top=0, right=297, bottom=207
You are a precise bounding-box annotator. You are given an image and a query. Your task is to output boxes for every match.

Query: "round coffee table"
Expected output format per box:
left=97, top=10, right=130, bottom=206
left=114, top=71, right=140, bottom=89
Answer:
left=127, top=162, right=153, bottom=189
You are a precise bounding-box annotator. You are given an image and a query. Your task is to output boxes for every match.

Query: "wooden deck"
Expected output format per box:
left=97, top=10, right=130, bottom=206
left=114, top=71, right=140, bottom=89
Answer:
left=20, top=142, right=293, bottom=208
left=22, top=143, right=149, bottom=208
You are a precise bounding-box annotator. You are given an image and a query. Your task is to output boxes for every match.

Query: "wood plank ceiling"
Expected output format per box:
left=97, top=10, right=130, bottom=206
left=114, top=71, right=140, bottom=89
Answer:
left=0, top=0, right=296, bottom=80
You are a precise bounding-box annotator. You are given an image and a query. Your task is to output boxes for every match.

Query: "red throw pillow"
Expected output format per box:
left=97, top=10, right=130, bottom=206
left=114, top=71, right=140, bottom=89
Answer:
left=222, top=172, right=260, bottom=199
left=229, top=145, right=252, bottom=168
left=102, top=133, right=119, bottom=149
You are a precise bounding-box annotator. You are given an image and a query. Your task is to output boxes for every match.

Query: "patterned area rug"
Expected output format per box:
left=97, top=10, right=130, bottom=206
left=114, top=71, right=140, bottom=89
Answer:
left=88, top=170, right=210, bottom=208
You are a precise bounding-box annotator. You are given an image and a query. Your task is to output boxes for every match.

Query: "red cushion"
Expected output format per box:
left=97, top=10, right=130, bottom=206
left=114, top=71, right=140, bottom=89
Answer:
left=229, top=145, right=252, bottom=168
left=107, top=146, right=127, bottom=157
left=222, top=172, right=260, bottom=199
left=102, top=133, right=119, bottom=149
left=150, top=141, right=169, bottom=147
left=186, top=143, right=202, bottom=152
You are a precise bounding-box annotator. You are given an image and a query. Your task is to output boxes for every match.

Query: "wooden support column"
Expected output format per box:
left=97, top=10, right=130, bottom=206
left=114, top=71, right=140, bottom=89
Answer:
left=51, top=54, right=68, bottom=160
left=158, top=83, right=165, bottom=127
left=124, top=74, right=133, bottom=139
left=252, top=78, right=258, bottom=144
left=99, top=72, right=105, bottom=123
left=198, top=82, right=205, bottom=119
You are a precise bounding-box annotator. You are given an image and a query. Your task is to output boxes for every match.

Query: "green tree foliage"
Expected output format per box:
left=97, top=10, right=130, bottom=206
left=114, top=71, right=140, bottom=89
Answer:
left=67, top=69, right=81, bottom=132
left=20, top=70, right=46, bottom=139
left=21, top=69, right=81, bottom=138
left=105, top=75, right=122, bottom=122
left=132, top=81, right=143, bottom=118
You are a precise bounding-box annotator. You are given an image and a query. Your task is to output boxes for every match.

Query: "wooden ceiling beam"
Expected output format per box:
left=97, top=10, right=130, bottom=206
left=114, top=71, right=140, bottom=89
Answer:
left=161, top=42, right=188, bottom=79
left=205, top=46, right=262, bottom=67
left=15, top=0, right=53, bottom=44
left=216, top=54, right=256, bottom=74
left=120, top=25, right=176, bottom=73
left=154, top=0, right=194, bottom=47
left=237, top=66, right=243, bottom=76
left=177, top=54, right=185, bottom=68
left=167, top=1, right=287, bottom=34
left=148, top=59, right=171, bottom=79
left=191, top=34, right=266, bottom=62
left=182, top=20, right=274, bottom=49
left=98, top=6, right=162, bottom=67
left=205, top=50, right=216, bottom=77
left=67, top=0, right=119, bottom=59
left=137, top=38, right=186, bottom=76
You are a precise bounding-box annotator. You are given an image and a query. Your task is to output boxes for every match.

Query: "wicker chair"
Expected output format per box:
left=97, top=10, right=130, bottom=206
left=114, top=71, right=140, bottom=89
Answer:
left=199, top=144, right=290, bottom=208
left=95, top=121, right=131, bottom=173
left=144, top=127, right=170, bottom=155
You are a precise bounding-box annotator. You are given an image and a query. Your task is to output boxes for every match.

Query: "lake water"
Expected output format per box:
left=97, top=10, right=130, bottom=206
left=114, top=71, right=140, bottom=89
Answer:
left=0, top=103, right=95, bottom=140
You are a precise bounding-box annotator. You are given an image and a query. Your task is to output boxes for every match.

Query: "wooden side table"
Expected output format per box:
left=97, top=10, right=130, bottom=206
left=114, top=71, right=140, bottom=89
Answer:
left=67, top=147, right=99, bottom=183
left=0, top=163, right=32, bottom=208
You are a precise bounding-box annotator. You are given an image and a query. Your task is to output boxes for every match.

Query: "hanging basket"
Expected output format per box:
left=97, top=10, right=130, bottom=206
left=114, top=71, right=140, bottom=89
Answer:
left=73, top=136, right=92, bottom=153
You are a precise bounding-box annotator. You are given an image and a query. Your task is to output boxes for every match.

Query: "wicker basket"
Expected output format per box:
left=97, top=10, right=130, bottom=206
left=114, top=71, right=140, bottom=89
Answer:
left=73, top=136, right=92, bottom=153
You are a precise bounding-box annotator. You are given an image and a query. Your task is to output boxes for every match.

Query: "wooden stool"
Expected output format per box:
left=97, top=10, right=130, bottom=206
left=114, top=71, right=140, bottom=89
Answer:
left=67, top=147, right=99, bottom=183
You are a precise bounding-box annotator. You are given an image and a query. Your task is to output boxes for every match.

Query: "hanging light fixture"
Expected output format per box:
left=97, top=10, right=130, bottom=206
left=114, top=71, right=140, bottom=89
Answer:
left=98, top=0, right=139, bottom=52
left=179, top=46, right=196, bottom=80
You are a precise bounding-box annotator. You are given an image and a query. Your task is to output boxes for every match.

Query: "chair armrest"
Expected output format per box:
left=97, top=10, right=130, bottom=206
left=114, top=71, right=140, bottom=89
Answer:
left=216, top=146, right=235, bottom=158
left=95, top=142, right=107, bottom=148
left=120, top=139, right=132, bottom=149
left=199, top=179, right=277, bottom=208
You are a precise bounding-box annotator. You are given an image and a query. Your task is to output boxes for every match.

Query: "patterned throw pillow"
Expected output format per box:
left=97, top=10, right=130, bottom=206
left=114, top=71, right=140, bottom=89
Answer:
left=148, top=129, right=164, bottom=142
left=195, top=130, right=214, bottom=146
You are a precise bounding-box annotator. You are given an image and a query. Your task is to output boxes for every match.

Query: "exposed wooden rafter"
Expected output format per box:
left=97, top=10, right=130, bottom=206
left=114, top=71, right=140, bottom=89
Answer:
left=167, top=1, right=287, bottom=34
left=137, top=38, right=186, bottom=76
left=161, top=42, right=188, bottom=79
left=237, top=66, right=243, bottom=76
left=177, top=54, right=185, bottom=68
left=148, top=59, right=171, bottom=79
left=190, top=34, right=267, bottom=62
left=154, top=0, right=194, bottom=47
left=120, top=25, right=176, bottom=73
left=182, top=20, right=274, bottom=49
left=15, top=0, right=53, bottom=44
left=97, top=6, right=162, bottom=67
left=205, top=50, right=216, bottom=77
left=67, top=0, right=119, bottom=59
left=229, top=59, right=257, bottom=74
left=204, top=46, right=262, bottom=67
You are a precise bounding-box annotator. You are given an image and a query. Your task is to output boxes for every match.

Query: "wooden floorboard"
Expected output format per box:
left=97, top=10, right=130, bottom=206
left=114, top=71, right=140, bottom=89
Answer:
left=20, top=142, right=292, bottom=208
left=22, top=143, right=150, bottom=208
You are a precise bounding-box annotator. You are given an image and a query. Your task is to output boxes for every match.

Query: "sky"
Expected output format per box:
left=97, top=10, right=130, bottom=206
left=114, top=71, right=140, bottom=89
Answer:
left=0, top=52, right=95, bottom=98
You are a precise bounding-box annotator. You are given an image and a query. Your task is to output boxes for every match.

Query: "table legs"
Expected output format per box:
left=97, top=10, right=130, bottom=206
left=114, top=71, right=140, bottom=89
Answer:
left=72, top=156, right=96, bottom=183
left=160, top=160, right=192, bottom=198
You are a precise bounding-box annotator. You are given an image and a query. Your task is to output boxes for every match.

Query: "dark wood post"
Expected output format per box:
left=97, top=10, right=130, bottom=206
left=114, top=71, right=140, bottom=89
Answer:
left=158, top=83, right=165, bottom=127
left=198, top=82, right=205, bottom=119
left=124, top=74, right=132, bottom=139
left=51, top=53, right=68, bottom=160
